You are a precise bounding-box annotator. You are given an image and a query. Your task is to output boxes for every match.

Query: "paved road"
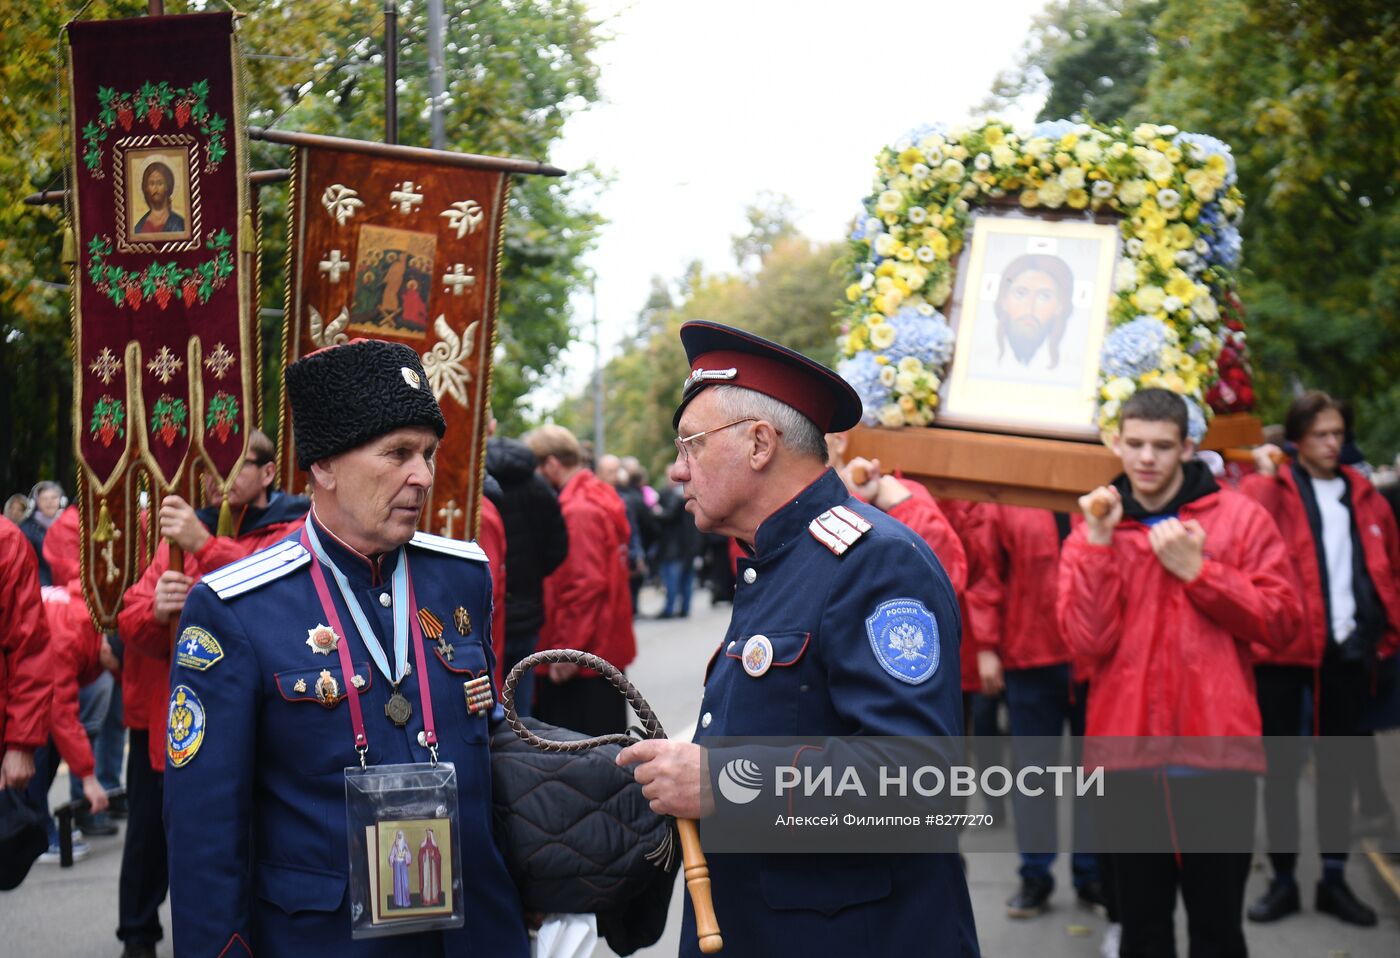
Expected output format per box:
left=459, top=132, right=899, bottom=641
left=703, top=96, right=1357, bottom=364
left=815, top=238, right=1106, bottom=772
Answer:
left=4, top=584, right=1397, bottom=956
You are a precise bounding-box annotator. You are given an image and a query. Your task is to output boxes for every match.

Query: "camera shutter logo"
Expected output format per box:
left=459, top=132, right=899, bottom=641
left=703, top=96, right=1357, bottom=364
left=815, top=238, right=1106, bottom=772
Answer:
left=717, top=758, right=764, bottom=805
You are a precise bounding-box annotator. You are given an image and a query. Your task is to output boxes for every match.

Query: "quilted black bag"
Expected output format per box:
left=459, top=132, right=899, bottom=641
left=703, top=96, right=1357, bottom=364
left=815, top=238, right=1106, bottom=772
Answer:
left=490, top=717, right=678, bottom=955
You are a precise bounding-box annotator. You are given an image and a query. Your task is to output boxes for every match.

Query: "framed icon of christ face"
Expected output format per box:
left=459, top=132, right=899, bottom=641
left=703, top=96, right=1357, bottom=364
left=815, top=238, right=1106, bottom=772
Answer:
left=940, top=210, right=1120, bottom=440
left=117, top=138, right=200, bottom=252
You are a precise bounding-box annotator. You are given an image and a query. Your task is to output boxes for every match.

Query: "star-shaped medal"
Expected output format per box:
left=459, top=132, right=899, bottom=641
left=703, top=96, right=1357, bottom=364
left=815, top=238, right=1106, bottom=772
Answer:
left=306, top=624, right=340, bottom=655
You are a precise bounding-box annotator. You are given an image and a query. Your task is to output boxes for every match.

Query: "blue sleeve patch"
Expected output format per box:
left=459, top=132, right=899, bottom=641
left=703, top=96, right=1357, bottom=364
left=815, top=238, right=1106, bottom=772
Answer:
left=167, top=685, right=207, bottom=768
left=175, top=626, right=224, bottom=671
left=865, top=597, right=940, bottom=685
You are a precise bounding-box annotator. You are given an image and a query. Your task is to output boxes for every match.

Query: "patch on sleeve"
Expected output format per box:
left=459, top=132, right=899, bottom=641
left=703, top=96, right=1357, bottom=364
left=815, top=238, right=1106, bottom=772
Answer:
left=175, top=626, right=224, bottom=671
left=167, top=685, right=207, bottom=768
left=865, top=597, right=940, bottom=685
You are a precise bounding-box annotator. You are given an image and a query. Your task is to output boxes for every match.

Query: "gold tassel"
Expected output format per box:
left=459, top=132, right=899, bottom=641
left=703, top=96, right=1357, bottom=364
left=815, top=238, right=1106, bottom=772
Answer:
left=217, top=499, right=234, bottom=537
left=93, top=498, right=115, bottom=542
left=61, top=228, right=77, bottom=268
left=239, top=211, right=256, bottom=254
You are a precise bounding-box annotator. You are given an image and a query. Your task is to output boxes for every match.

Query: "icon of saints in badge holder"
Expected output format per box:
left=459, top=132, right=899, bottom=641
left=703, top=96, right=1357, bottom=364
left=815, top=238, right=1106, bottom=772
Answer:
left=367, top=818, right=455, bottom=923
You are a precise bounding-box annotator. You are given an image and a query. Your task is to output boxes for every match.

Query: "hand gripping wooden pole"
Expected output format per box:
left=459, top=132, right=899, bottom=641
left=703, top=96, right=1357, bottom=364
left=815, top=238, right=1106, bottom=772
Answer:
left=503, top=649, right=723, bottom=953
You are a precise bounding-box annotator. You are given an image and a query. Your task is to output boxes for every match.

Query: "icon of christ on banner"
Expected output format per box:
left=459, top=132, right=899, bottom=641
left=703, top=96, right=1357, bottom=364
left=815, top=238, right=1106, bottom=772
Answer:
left=349, top=224, right=436, bottom=338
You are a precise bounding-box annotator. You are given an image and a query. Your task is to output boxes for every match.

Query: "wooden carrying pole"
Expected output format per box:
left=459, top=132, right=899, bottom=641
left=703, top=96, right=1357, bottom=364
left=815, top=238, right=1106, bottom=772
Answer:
left=678, top=818, right=723, bottom=953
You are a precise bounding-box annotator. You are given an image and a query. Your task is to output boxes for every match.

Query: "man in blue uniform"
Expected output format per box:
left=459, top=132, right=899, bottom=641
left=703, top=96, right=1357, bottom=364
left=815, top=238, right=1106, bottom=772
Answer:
left=164, top=339, right=528, bottom=957
left=618, top=321, right=979, bottom=957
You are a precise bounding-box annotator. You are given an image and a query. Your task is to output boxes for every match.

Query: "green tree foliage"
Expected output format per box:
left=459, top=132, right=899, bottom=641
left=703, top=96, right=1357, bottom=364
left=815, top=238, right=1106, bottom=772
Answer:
left=998, top=0, right=1400, bottom=460
left=0, top=0, right=604, bottom=493
left=556, top=230, right=845, bottom=482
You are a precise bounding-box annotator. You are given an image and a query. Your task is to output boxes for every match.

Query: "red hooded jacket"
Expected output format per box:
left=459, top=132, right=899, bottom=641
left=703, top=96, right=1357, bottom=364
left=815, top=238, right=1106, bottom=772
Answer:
left=1239, top=464, right=1400, bottom=667
left=41, top=583, right=104, bottom=778
left=1057, top=471, right=1300, bottom=770
left=0, top=518, right=51, bottom=754
left=887, top=479, right=968, bottom=594
left=539, top=470, right=636, bottom=672
left=938, top=498, right=996, bottom=694
left=118, top=496, right=307, bottom=771
left=478, top=495, right=508, bottom=687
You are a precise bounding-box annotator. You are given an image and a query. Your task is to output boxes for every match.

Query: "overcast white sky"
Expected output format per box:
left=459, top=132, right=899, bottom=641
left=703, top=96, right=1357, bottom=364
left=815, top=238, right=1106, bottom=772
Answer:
left=540, top=0, right=1049, bottom=410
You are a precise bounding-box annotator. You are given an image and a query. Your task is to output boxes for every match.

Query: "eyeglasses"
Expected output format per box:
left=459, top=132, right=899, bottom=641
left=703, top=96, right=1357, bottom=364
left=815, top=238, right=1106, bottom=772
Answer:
left=673, top=417, right=759, bottom=464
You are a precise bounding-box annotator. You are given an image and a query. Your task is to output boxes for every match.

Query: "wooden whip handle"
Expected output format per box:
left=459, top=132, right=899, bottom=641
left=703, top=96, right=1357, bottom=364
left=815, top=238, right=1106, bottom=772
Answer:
left=678, top=818, right=723, bottom=953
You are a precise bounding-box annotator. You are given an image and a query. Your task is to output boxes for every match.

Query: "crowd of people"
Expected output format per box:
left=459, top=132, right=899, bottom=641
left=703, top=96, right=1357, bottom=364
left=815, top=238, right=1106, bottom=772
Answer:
left=0, top=321, right=1396, bottom=958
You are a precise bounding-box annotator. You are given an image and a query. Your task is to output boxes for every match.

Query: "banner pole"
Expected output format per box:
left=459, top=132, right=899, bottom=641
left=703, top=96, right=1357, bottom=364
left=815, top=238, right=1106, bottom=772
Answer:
left=384, top=0, right=398, bottom=145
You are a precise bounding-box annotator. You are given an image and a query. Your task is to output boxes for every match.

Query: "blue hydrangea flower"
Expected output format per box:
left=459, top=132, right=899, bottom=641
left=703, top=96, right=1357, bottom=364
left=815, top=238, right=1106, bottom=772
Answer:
left=885, top=308, right=955, bottom=367
left=1173, top=132, right=1238, bottom=186
left=896, top=122, right=948, bottom=150
left=1101, top=317, right=1170, bottom=378
left=1197, top=204, right=1242, bottom=270
left=836, top=352, right=889, bottom=424
left=849, top=211, right=884, bottom=245
left=1185, top=397, right=1208, bottom=444
left=1031, top=119, right=1080, bottom=142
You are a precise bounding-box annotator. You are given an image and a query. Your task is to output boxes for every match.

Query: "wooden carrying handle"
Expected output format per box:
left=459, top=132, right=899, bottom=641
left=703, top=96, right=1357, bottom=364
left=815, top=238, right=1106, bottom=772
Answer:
left=848, top=463, right=870, bottom=486
left=678, top=818, right=723, bottom=953
left=167, top=540, right=184, bottom=643
left=1088, top=497, right=1111, bottom=519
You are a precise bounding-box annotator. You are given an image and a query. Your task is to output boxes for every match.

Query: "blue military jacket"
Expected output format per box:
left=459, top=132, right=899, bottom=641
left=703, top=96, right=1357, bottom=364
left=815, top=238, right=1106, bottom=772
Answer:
left=682, top=469, right=979, bottom=957
left=164, top=517, right=528, bottom=958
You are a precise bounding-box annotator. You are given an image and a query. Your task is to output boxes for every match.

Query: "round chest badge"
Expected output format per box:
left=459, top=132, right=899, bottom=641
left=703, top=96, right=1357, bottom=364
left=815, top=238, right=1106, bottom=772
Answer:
left=742, top=635, right=773, bottom=677
left=402, top=366, right=422, bottom=389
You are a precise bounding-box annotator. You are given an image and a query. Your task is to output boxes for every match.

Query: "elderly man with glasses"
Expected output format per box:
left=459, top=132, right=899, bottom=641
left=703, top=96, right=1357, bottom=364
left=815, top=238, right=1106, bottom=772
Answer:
left=619, top=321, right=979, bottom=958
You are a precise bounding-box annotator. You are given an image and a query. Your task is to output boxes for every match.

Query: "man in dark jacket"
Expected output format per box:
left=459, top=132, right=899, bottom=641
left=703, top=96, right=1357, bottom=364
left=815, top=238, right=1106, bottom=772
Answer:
left=485, top=434, right=568, bottom=716
left=654, top=481, right=702, bottom=618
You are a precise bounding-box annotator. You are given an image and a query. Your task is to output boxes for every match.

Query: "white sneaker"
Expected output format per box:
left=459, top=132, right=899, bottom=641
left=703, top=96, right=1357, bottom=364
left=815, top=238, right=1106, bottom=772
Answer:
left=37, top=840, right=91, bottom=864
left=1099, top=922, right=1122, bottom=958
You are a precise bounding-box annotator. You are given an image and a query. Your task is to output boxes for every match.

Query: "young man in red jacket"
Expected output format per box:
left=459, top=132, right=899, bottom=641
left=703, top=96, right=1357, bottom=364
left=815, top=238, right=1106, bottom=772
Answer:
left=1239, top=391, right=1400, bottom=927
left=972, top=504, right=1105, bottom=919
left=114, top=429, right=309, bottom=958
left=526, top=424, right=636, bottom=736
left=1058, top=388, right=1300, bottom=958
left=0, top=517, right=51, bottom=798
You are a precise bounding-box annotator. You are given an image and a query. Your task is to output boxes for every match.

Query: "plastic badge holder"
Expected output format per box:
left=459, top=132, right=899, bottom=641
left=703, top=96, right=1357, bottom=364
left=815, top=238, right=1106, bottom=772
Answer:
left=345, top=762, right=466, bottom=939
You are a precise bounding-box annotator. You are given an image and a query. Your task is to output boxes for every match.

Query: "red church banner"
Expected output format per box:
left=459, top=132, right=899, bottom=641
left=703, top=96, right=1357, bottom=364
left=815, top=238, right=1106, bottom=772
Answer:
left=67, top=12, right=253, bottom=626
left=280, top=139, right=512, bottom=542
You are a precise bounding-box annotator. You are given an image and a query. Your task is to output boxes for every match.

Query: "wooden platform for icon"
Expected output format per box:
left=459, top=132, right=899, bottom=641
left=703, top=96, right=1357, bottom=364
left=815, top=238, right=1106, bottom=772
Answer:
left=845, top=414, right=1263, bottom=512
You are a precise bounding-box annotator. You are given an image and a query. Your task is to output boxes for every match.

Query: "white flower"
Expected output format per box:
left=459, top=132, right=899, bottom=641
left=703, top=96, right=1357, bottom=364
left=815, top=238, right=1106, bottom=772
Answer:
left=923, top=144, right=944, bottom=164
left=1092, top=180, right=1116, bottom=199
left=895, top=371, right=918, bottom=394
left=1125, top=237, right=1145, bottom=257
left=911, top=163, right=931, bottom=181
left=907, top=206, right=928, bottom=225
left=1157, top=188, right=1182, bottom=210
left=1118, top=180, right=1149, bottom=206
left=940, top=158, right=966, bottom=181
left=1104, top=376, right=1136, bottom=402
left=916, top=302, right=935, bottom=316
left=991, top=144, right=1016, bottom=167
left=877, top=190, right=904, bottom=213
left=1191, top=295, right=1219, bottom=321
left=1074, top=139, right=1103, bottom=164
left=1159, top=124, right=1179, bottom=137
left=860, top=272, right=876, bottom=290
left=897, top=356, right=923, bottom=374
left=1162, top=295, right=1184, bottom=314
left=1195, top=238, right=1210, bottom=256
left=1059, top=167, right=1086, bottom=190
left=1109, top=142, right=1128, bottom=159
left=1039, top=181, right=1067, bottom=207
left=874, top=234, right=898, bottom=258
left=974, top=153, right=992, bottom=171
left=878, top=404, right=904, bottom=427
left=1024, top=137, right=1052, bottom=159
left=1114, top=259, right=1138, bottom=292
left=871, top=323, right=897, bottom=349
left=1132, top=123, right=1160, bottom=144
left=916, top=246, right=935, bottom=263
left=879, top=365, right=897, bottom=387
left=1141, top=151, right=1175, bottom=185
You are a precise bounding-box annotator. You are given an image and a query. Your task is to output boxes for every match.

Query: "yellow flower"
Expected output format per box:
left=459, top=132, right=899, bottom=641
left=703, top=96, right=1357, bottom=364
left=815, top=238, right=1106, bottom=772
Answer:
left=1118, top=180, right=1148, bottom=206
left=848, top=326, right=868, bottom=350
left=895, top=372, right=917, bottom=394
left=940, top=158, right=966, bottom=181
left=845, top=283, right=862, bottom=303
left=898, top=395, right=917, bottom=413
left=1133, top=285, right=1166, bottom=312
left=1019, top=190, right=1041, bottom=208
left=897, top=356, right=922, bottom=374
left=1067, top=188, right=1090, bottom=210
left=878, top=404, right=904, bottom=428
left=991, top=144, right=1016, bottom=167
left=871, top=324, right=897, bottom=350
left=1074, top=139, right=1103, bottom=164
left=898, top=147, right=924, bottom=175
left=984, top=125, right=1005, bottom=146
left=1059, top=167, right=1086, bottom=190
left=877, top=190, right=904, bottom=214
left=1168, top=223, right=1194, bottom=249
left=896, top=246, right=915, bottom=262
left=1054, top=151, right=1073, bottom=168
left=1165, top=273, right=1197, bottom=303
left=1039, top=181, right=1067, bottom=208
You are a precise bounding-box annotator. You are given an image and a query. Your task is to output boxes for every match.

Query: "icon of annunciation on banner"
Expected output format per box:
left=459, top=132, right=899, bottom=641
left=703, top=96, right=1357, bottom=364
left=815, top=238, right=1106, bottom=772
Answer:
left=282, top=143, right=512, bottom=541
left=66, top=11, right=254, bottom=628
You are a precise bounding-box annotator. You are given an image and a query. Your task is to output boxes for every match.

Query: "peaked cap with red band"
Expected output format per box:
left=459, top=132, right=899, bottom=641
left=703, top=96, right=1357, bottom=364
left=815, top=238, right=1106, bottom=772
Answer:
left=674, top=321, right=863, bottom=432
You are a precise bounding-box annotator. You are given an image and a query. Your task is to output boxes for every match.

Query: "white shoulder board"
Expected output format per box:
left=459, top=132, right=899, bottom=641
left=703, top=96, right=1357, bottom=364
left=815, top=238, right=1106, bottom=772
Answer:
left=410, top=530, right=488, bottom=562
left=808, top=505, right=872, bottom=557
left=203, top=540, right=310, bottom=599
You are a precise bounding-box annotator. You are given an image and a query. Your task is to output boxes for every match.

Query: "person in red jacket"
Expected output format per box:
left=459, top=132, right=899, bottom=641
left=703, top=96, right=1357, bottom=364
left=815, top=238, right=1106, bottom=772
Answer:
left=526, top=424, right=636, bottom=736
left=114, top=429, right=309, bottom=958
left=1058, top=388, right=1300, bottom=958
left=971, top=504, right=1105, bottom=918
left=0, top=518, right=51, bottom=796
left=1238, top=391, right=1400, bottom=928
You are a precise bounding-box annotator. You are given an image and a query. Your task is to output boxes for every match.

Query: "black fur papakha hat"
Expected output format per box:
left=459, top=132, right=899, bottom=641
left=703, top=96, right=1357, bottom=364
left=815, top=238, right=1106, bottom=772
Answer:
left=286, top=339, right=446, bottom=469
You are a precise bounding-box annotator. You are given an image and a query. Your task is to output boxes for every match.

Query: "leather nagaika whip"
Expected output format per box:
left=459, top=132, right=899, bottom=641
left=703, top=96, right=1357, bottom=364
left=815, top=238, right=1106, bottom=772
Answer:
left=503, top=649, right=723, bottom=954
